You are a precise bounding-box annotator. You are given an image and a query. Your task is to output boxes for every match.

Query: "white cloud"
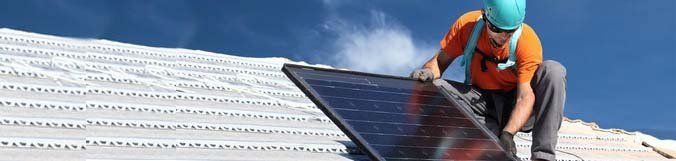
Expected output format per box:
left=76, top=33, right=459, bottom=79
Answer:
left=320, top=10, right=436, bottom=77
left=315, top=2, right=465, bottom=81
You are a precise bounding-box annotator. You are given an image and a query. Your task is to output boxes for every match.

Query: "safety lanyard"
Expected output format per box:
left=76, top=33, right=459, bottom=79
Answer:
left=461, top=15, right=522, bottom=85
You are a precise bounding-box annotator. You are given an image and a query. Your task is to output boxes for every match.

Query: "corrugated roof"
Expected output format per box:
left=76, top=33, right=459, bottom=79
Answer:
left=0, top=28, right=672, bottom=161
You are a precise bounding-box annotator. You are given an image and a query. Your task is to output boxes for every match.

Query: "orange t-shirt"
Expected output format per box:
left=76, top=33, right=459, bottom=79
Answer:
left=440, top=10, right=543, bottom=91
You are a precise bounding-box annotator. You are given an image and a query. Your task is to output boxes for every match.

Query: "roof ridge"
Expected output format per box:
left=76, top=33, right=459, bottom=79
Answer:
left=563, top=117, right=638, bottom=136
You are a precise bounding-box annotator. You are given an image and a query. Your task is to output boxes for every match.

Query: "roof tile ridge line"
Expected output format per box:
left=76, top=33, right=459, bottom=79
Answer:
left=87, top=52, right=282, bottom=75
left=0, top=44, right=88, bottom=63
left=0, top=81, right=87, bottom=91
left=516, top=132, right=626, bottom=141
left=163, top=64, right=295, bottom=88
left=514, top=140, right=653, bottom=152
left=3, top=57, right=89, bottom=85
left=85, top=137, right=176, bottom=148
left=0, top=34, right=86, bottom=50
left=85, top=51, right=176, bottom=65
left=1, top=97, right=84, bottom=106
left=177, top=61, right=286, bottom=78
left=0, top=28, right=88, bottom=44
left=177, top=61, right=282, bottom=76
left=175, top=105, right=309, bottom=117
left=0, top=137, right=86, bottom=150
left=140, top=65, right=189, bottom=92
left=183, top=72, right=315, bottom=110
left=3, top=27, right=291, bottom=67
left=50, top=56, right=89, bottom=75
left=224, top=74, right=316, bottom=110
left=0, top=43, right=81, bottom=56
left=82, top=137, right=351, bottom=153
left=180, top=50, right=334, bottom=70
left=86, top=102, right=175, bottom=114
left=86, top=117, right=336, bottom=132
left=83, top=117, right=339, bottom=136
left=177, top=139, right=350, bottom=153
left=86, top=100, right=171, bottom=109
left=233, top=71, right=299, bottom=90
left=0, top=97, right=86, bottom=111
left=563, top=117, right=638, bottom=136
left=173, top=47, right=297, bottom=64
left=0, top=27, right=333, bottom=69
left=88, top=38, right=179, bottom=54
left=87, top=118, right=176, bottom=130
left=173, top=105, right=330, bottom=123
left=85, top=44, right=177, bottom=60
left=178, top=51, right=284, bottom=68
left=96, top=64, right=195, bottom=91
left=80, top=59, right=145, bottom=70
left=86, top=86, right=285, bottom=107
left=0, top=55, right=91, bottom=85
left=88, top=86, right=281, bottom=106
left=81, top=34, right=291, bottom=67
left=281, top=58, right=337, bottom=69
left=0, top=116, right=87, bottom=129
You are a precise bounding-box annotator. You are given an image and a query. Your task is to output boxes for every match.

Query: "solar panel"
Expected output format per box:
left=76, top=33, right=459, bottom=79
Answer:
left=282, top=64, right=516, bottom=161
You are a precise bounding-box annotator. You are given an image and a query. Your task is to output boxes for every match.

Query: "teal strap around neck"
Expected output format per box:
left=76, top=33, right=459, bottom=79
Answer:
left=497, top=27, right=522, bottom=70
left=461, top=16, right=485, bottom=85
left=461, top=16, right=522, bottom=85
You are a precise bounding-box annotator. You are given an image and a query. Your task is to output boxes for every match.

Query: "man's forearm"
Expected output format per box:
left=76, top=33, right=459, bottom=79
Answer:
left=503, top=88, right=535, bottom=134
left=422, top=50, right=452, bottom=79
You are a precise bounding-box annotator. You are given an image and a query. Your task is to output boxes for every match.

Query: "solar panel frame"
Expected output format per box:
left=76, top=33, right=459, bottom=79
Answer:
left=282, top=63, right=514, bottom=161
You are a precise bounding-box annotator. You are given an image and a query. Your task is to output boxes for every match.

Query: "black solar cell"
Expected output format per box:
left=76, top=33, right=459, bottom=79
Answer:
left=282, top=64, right=516, bottom=161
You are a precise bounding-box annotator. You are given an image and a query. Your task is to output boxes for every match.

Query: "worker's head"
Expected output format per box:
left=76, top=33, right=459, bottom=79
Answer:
left=483, top=0, right=525, bottom=48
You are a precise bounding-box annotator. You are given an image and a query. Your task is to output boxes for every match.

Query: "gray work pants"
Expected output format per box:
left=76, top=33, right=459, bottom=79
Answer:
left=436, top=60, right=566, bottom=161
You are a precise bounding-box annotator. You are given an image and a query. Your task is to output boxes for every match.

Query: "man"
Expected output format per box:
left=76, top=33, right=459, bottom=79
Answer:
left=410, top=0, right=566, bottom=160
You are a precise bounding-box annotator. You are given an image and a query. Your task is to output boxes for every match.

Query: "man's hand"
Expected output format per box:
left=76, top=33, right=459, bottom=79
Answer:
left=409, top=68, right=435, bottom=82
left=499, top=131, right=518, bottom=159
left=416, top=50, right=454, bottom=82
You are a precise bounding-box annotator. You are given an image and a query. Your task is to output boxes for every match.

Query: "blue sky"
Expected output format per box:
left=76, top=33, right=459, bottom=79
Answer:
left=1, top=0, right=674, bottom=140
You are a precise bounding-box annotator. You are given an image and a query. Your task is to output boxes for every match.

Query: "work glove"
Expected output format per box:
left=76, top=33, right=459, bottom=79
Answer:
left=499, top=131, right=519, bottom=160
left=409, top=68, right=435, bottom=82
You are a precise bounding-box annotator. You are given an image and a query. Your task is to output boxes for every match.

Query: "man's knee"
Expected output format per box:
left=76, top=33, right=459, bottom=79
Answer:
left=536, top=60, right=567, bottom=85
left=541, top=60, right=566, bottom=79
